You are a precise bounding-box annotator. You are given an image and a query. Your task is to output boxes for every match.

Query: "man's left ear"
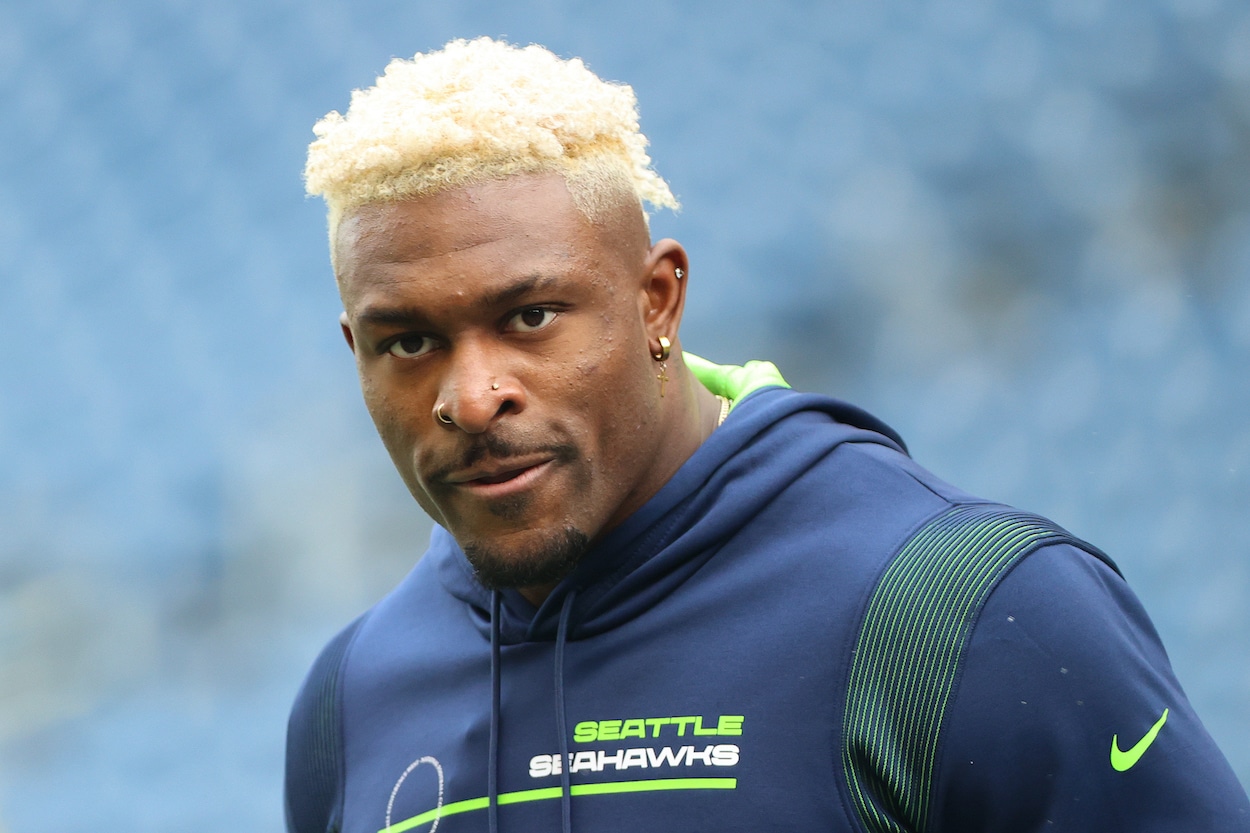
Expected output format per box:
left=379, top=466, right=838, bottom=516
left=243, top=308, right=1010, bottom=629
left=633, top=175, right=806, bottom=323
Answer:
left=641, top=238, right=690, bottom=338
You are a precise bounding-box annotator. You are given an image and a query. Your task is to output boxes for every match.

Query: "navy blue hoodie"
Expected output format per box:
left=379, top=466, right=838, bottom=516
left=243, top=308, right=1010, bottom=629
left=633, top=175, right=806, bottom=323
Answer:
left=286, top=360, right=1249, bottom=833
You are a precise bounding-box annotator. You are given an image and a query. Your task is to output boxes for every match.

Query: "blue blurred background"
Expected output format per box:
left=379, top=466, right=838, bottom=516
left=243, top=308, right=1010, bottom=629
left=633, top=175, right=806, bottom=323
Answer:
left=1, top=0, right=1247, bottom=829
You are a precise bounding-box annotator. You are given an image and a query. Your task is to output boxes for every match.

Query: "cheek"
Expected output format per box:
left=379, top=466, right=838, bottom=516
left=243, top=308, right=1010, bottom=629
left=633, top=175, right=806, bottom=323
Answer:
left=361, top=380, right=444, bottom=520
left=581, top=349, right=660, bottom=465
left=360, top=375, right=423, bottom=462
left=360, top=375, right=393, bottom=431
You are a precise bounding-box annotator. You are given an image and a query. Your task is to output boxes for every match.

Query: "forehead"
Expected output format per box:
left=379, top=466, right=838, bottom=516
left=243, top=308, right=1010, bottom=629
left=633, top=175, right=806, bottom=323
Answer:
left=335, top=175, right=602, bottom=298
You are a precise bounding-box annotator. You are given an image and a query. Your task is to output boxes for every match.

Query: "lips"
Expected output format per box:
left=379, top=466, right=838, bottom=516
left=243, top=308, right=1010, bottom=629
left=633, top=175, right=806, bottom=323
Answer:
left=443, top=457, right=555, bottom=500
left=471, top=465, right=538, bottom=485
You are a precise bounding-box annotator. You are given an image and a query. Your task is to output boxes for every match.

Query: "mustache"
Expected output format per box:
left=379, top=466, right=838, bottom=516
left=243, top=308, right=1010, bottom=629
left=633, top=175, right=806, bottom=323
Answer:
left=427, top=430, right=578, bottom=483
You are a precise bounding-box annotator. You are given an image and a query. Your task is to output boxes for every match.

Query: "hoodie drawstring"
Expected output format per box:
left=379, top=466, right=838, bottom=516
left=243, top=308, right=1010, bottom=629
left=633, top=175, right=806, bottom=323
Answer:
left=488, top=588, right=577, bottom=833
left=554, top=589, right=577, bottom=833
left=488, top=590, right=502, bottom=833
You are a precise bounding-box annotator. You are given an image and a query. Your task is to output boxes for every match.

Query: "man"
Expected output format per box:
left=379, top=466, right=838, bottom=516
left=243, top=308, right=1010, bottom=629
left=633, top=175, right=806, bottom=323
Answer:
left=287, top=37, right=1248, bottom=833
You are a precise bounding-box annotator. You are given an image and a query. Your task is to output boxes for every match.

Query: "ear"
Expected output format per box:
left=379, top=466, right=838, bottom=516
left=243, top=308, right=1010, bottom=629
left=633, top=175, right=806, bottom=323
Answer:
left=640, top=238, right=690, bottom=346
left=339, top=311, right=356, bottom=352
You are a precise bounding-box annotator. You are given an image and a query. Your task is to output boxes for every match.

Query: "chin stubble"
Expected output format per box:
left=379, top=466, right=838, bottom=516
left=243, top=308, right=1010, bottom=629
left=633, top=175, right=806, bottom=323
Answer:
left=463, top=525, right=590, bottom=591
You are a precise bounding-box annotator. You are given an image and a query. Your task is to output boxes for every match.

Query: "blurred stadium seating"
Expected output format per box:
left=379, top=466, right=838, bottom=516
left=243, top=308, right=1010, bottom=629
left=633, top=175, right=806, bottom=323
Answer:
left=0, top=1, right=1246, bottom=829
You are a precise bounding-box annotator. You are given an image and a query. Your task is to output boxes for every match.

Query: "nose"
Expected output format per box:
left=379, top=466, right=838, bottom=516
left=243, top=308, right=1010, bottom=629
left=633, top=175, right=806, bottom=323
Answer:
left=434, top=341, right=524, bottom=433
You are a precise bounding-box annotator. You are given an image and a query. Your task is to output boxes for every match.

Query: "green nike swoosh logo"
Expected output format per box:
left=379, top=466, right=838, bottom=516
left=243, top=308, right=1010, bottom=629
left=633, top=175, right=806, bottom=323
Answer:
left=1110, top=707, right=1169, bottom=771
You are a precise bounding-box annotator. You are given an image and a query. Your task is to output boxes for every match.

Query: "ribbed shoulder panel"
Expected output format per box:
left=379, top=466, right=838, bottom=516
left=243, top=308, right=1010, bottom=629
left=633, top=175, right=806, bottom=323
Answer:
left=285, top=614, right=367, bottom=833
left=840, top=504, right=1098, bottom=833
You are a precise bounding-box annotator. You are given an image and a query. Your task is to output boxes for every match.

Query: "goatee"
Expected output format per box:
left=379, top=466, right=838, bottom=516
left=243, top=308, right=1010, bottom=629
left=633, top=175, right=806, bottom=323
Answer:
left=463, top=525, right=590, bottom=591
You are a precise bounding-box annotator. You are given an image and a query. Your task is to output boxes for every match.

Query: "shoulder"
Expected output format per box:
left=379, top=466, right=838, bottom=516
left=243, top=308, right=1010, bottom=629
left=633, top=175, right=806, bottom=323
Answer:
left=840, top=505, right=1248, bottom=832
left=838, top=506, right=1099, bottom=828
left=932, top=541, right=1250, bottom=831
left=284, top=614, right=370, bottom=833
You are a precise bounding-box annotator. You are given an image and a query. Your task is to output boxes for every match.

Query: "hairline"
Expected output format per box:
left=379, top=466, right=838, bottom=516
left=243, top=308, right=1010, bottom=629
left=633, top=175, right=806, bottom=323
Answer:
left=329, top=166, right=649, bottom=281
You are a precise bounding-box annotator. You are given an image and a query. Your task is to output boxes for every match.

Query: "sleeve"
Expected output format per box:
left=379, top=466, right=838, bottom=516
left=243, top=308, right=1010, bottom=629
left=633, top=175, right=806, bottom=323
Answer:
left=932, top=543, right=1250, bottom=832
left=284, top=615, right=367, bottom=833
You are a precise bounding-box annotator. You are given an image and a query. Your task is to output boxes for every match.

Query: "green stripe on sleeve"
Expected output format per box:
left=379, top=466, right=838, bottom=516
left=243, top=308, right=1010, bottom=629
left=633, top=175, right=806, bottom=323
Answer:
left=841, top=505, right=1073, bottom=833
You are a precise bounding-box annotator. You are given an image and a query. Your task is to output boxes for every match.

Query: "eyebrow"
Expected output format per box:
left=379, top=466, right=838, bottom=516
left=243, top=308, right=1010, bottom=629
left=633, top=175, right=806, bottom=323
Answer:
left=355, top=274, right=563, bottom=328
left=481, top=273, right=559, bottom=309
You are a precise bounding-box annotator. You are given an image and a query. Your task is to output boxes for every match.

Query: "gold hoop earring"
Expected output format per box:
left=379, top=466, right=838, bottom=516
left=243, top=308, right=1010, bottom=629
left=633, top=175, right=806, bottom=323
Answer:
left=653, top=336, right=672, bottom=397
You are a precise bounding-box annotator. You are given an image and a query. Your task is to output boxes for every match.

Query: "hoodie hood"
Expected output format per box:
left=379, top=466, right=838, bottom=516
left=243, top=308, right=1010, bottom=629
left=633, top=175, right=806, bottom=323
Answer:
left=433, top=355, right=907, bottom=646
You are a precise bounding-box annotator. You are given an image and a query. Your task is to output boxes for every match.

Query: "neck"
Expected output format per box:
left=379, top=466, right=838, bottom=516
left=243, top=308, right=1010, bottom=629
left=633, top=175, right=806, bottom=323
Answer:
left=515, top=356, right=721, bottom=607
left=692, top=368, right=725, bottom=440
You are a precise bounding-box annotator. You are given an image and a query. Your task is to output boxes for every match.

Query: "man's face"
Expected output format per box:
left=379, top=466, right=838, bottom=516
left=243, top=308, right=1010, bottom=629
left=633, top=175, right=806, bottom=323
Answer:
left=335, top=174, right=681, bottom=593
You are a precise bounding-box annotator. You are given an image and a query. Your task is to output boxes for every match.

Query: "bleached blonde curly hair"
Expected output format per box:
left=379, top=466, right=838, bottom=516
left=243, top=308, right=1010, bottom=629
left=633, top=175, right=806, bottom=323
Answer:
left=305, top=37, right=679, bottom=257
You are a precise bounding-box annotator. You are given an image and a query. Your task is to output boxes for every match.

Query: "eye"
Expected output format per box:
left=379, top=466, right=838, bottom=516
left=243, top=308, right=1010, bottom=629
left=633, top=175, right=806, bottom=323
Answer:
left=508, top=307, right=557, bottom=333
left=386, top=334, right=435, bottom=359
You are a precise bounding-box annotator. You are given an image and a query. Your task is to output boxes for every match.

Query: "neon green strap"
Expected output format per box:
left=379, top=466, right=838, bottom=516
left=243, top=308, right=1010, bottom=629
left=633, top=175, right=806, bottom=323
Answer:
left=683, top=353, right=789, bottom=414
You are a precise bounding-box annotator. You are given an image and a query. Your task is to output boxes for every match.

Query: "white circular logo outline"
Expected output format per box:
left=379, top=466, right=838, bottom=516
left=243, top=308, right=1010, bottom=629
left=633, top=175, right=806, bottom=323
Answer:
left=385, top=755, right=445, bottom=833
